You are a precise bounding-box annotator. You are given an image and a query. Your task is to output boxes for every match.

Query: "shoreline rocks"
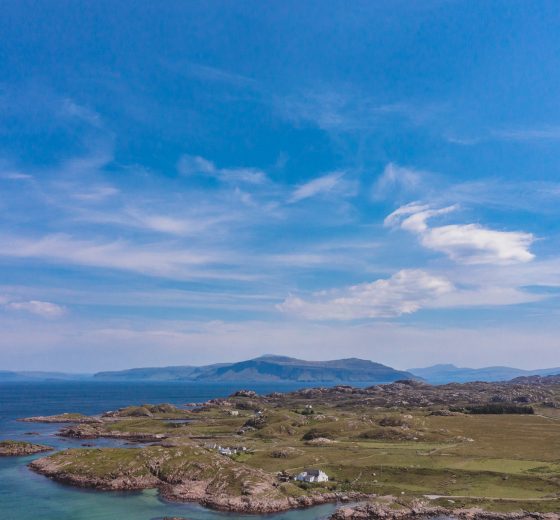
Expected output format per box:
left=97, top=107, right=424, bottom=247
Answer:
left=161, top=484, right=369, bottom=514
left=330, top=502, right=560, bottom=520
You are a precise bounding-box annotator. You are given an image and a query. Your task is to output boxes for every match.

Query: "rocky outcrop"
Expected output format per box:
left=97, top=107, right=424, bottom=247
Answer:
left=30, top=455, right=160, bottom=490
left=271, top=378, right=558, bottom=410
left=57, top=423, right=167, bottom=442
left=330, top=502, right=560, bottom=520
left=19, top=413, right=102, bottom=424
left=0, top=440, right=52, bottom=457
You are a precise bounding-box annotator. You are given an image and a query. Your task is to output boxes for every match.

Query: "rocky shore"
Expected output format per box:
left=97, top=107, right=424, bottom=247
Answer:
left=330, top=502, right=560, bottom=520
left=0, top=440, right=52, bottom=457
left=161, top=484, right=368, bottom=514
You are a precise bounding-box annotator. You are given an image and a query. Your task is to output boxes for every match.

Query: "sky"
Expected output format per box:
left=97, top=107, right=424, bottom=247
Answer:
left=1, top=1, right=560, bottom=372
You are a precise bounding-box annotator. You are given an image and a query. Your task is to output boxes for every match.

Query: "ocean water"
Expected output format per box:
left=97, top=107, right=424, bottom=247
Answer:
left=0, top=381, right=341, bottom=520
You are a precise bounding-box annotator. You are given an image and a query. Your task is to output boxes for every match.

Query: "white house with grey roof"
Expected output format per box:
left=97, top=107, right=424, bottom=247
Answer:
left=295, top=469, right=329, bottom=483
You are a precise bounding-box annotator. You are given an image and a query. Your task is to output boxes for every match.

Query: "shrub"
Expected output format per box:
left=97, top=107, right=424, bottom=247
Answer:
left=378, top=416, right=409, bottom=427
left=302, top=428, right=332, bottom=441
left=450, top=404, right=534, bottom=415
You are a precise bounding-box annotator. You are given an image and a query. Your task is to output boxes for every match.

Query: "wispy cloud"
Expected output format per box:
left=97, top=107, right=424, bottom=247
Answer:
left=183, top=63, right=257, bottom=87
left=447, top=125, right=560, bottom=146
left=178, top=154, right=267, bottom=184
left=5, top=300, right=66, bottom=318
left=0, top=172, right=33, bottom=181
left=60, top=99, right=103, bottom=128
left=276, top=88, right=442, bottom=134
left=492, top=126, right=560, bottom=142
left=385, top=203, right=535, bottom=265
left=372, top=163, right=429, bottom=201
left=0, top=234, right=253, bottom=280
left=74, top=207, right=231, bottom=237
left=72, top=185, right=119, bottom=201
left=289, top=171, right=345, bottom=203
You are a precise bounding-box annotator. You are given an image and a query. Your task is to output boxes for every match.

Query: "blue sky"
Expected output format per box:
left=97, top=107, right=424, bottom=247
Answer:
left=1, top=1, right=560, bottom=371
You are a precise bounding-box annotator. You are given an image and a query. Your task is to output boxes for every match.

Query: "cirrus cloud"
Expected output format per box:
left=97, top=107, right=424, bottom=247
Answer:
left=177, top=154, right=267, bottom=184
left=289, top=171, right=346, bottom=203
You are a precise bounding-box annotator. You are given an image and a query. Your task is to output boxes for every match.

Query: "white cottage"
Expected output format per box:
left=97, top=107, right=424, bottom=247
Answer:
left=295, top=469, right=329, bottom=483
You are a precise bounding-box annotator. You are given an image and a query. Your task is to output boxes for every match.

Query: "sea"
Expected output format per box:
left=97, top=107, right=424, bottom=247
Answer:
left=0, top=381, right=454, bottom=520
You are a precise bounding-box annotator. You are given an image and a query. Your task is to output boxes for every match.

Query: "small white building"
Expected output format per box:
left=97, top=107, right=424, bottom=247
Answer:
left=218, top=446, right=236, bottom=456
left=295, top=469, right=329, bottom=483
left=214, top=445, right=247, bottom=456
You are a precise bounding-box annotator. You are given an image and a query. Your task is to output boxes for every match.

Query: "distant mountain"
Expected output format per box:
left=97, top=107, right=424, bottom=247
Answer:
left=408, top=364, right=560, bottom=384
left=0, top=371, right=91, bottom=382
left=94, top=355, right=415, bottom=383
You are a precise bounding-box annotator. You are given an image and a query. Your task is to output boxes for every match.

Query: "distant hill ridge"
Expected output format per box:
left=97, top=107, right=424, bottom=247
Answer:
left=2, top=357, right=559, bottom=384
left=408, top=363, right=560, bottom=384
left=93, top=355, right=414, bottom=383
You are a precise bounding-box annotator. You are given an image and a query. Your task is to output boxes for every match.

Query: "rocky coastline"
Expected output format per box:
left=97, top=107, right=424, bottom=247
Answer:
left=330, top=502, right=560, bottom=520
left=56, top=423, right=167, bottom=442
left=161, top=484, right=369, bottom=514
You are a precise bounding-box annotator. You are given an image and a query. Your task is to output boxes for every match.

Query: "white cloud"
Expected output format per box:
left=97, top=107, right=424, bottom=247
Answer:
left=177, top=154, right=267, bottom=184
left=6, top=300, right=66, bottom=318
left=278, top=269, right=454, bottom=320
left=289, top=171, right=345, bottom=203
left=385, top=203, right=534, bottom=265
left=372, top=163, right=427, bottom=201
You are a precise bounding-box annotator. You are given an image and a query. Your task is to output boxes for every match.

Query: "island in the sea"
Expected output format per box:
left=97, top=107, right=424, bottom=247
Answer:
left=17, top=375, right=560, bottom=519
left=0, top=440, right=52, bottom=457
